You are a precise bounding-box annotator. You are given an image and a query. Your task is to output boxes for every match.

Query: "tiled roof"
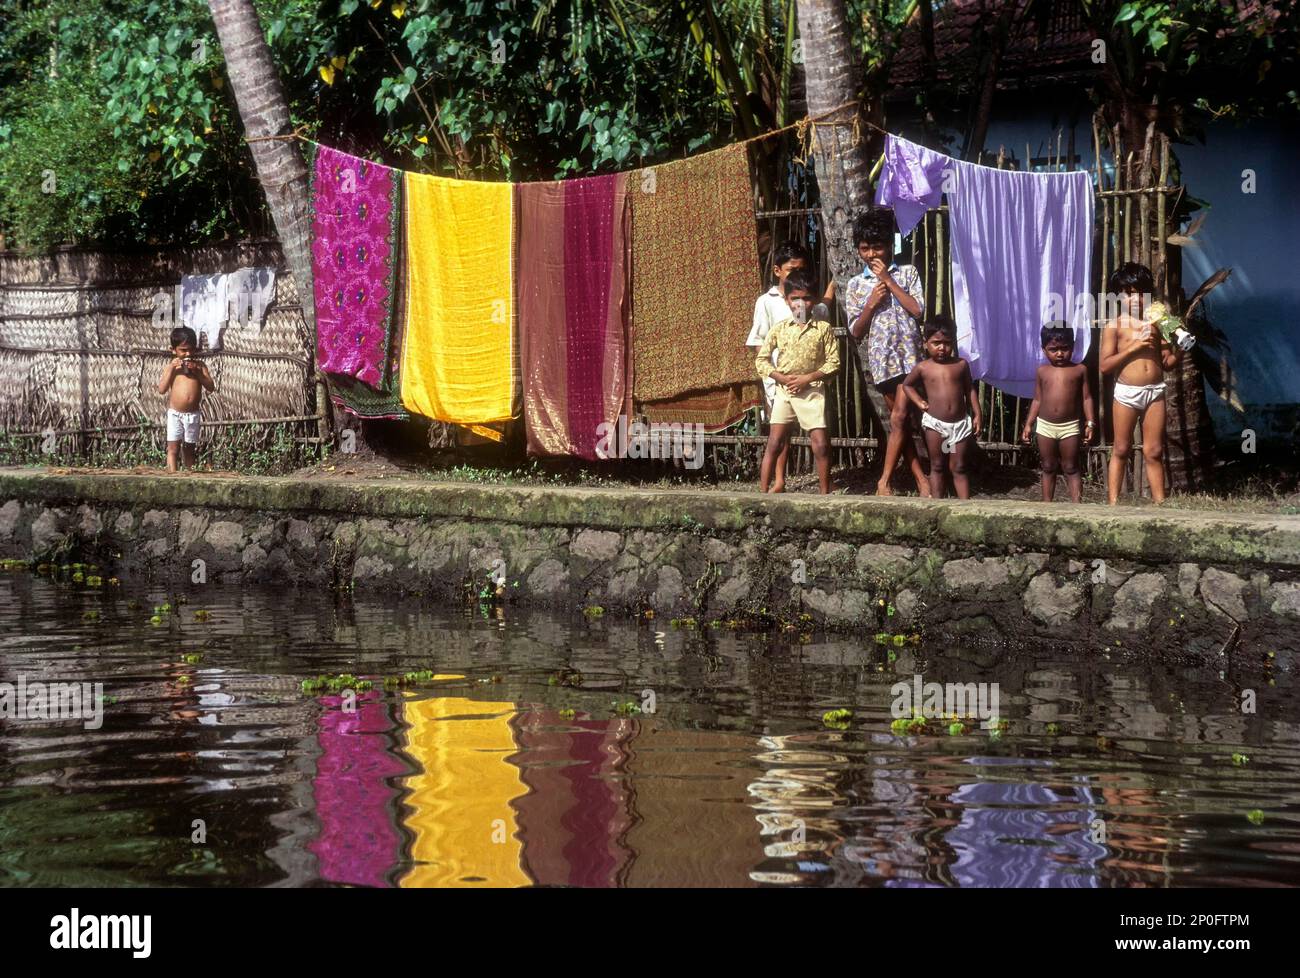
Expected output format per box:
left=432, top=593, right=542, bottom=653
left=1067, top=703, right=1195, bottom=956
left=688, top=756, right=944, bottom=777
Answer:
left=888, top=0, right=1098, bottom=93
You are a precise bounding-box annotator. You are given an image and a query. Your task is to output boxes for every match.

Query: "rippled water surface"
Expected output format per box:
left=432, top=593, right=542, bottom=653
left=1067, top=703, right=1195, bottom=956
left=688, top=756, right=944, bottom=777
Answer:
left=2, top=574, right=1298, bottom=887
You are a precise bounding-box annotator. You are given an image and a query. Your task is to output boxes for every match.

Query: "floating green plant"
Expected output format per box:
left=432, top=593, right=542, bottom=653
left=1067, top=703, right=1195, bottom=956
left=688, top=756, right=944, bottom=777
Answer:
left=669, top=617, right=697, bottom=629
left=149, top=615, right=164, bottom=626
left=948, top=720, right=968, bottom=736
left=181, top=653, right=203, bottom=665
left=100, top=695, right=118, bottom=706
left=822, top=708, right=853, bottom=728
left=548, top=669, right=583, bottom=688
left=193, top=609, right=211, bottom=622
left=1232, top=752, right=1250, bottom=766
left=612, top=700, right=642, bottom=716
left=301, top=674, right=373, bottom=695
left=1246, top=809, right=1265, bottom=825
left=891, top=712, right=929, bottom=736
left=558, top=708, right=576, bottom=720
left=1046, top=723, right=1061, bottom=736
left=988, top=716, right=1011, bottom=734
left=176, top=675, right=192, bottom=686
left=582, top=606, right=605, bottom=618
left=72, top=572, right=84, bottom=583
left=81, top=609, right=100, bottom=623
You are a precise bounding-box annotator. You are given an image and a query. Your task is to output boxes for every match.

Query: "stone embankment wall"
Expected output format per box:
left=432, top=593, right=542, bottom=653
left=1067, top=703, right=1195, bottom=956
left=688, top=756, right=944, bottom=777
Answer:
left=2, top=471, right=1299, bottom=650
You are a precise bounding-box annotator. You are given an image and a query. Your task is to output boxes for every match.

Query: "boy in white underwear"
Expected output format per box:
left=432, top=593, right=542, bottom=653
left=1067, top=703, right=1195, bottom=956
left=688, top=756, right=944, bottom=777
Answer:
left=900, top=318, right=982, bottom=499
left=157, top=326, right=215, bottom=473
left=1099, top=263, right=1182, bottom=504
left=1021, top=323, right=1096, bottom=502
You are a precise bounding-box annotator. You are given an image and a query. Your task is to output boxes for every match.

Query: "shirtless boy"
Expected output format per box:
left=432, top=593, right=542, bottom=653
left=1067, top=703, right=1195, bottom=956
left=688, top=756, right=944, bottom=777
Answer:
left=157, top=326, right=215, bottom=473
left=900, top=318, right=982, bottom=499
left=1020, top=323, right=1096, bottom=503
left=1098, top=263, right=1182, bottom=504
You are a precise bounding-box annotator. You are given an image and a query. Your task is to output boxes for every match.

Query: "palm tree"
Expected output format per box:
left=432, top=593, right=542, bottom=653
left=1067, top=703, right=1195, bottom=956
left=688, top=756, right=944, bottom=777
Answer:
left=205, top=0, right=314, bottom=334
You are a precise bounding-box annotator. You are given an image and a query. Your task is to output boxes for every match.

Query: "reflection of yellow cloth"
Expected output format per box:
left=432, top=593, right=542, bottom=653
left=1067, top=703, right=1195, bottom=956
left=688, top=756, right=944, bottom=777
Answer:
left=399, top=690, right=528, bottom=888
left=401, top=172, right=518, bottom=425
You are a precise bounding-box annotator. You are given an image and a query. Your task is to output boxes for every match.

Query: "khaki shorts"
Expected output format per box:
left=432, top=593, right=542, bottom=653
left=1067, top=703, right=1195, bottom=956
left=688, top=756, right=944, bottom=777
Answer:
left=770, top=388, right=826, bottom=431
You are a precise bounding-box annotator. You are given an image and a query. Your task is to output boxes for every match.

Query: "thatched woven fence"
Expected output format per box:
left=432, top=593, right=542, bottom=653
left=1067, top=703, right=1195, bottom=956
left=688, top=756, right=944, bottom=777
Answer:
left=0, top=239, right=324, bottom=471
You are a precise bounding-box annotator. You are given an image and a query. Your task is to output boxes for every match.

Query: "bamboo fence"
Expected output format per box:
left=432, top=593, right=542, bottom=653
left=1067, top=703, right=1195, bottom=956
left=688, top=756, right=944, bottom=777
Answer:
left=738, top=121, right=1182, bottom=488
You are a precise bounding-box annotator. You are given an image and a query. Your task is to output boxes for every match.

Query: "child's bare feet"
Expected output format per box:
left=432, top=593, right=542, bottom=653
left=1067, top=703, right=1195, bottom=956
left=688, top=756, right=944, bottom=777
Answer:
left=769, top=481, right=785, bottom=493
left=876, top=480, right=893, bottom=496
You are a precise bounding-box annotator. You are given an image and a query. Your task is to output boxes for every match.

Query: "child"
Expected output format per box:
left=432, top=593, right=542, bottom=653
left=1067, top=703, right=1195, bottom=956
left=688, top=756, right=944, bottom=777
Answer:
left=843, top=208, right=929, bottom=497
left=157, top=326, right=215, bottom=473
left=1020, top=323, right=1096, bottom=503
left=1098, top=262, right=1182, bottom=504
left=754, top=270, right=840, bottom=494
left=900, top=318, right=981, bottom=499
left=747, top=240, right=811, bottom=493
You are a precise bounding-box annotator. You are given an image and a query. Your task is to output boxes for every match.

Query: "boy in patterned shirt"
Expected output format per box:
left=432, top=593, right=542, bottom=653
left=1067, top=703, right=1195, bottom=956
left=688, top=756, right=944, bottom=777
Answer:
left=843, top=209, right=929, bottom=497
left=754, top=270, right=840, bottom=494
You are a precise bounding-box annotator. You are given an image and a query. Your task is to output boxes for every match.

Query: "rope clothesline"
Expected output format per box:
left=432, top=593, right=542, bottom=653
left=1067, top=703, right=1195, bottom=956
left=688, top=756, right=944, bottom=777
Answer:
left=244, top=100, right=884, bottom=173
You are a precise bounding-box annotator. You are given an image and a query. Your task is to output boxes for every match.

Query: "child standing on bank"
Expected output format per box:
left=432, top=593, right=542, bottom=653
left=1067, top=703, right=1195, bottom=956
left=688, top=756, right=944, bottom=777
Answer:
left=157, top=326, right=215, bottom=473
left=754, top=271, right=840, bottom=494
left=747, top=240, right=811, bottom=493
left=1098, top=262, right=1182, bottom=504
left=900, top=317, right=981, bottom=499
left=843, top=209, right=929, bottom=497
left=1020, top=323, right=1096, bottom=503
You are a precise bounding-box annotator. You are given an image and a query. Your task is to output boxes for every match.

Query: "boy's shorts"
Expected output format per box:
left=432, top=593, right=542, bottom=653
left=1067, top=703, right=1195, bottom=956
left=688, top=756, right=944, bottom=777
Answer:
left=770, top=388, right=826, bottom=431
left=166, top=408, right=201, bottom=445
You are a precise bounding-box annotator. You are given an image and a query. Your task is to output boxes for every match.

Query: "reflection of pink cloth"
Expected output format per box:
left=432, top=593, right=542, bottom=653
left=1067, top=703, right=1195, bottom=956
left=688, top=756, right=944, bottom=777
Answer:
left=308, top=693, right=404, bottom=887
left=511, top=712, right=634, bottom=887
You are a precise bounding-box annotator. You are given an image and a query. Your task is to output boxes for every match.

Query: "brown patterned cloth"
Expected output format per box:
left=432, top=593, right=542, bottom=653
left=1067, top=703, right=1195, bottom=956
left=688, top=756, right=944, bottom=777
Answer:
left=630, top=143, right=761, bottom=426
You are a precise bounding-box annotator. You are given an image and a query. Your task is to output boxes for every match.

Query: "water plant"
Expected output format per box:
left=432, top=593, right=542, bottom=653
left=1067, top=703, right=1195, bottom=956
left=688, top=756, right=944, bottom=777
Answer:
left=558, top=708, right=576, bottom=720
left=193, top=609, right=211, bottom=622
left=301, top=674, right=373, bottom=694
left=948, top=720, right=968, bottom=736
left=181, top=653, right=204, bottom=665
left=81, top=609, right=100, bottom=623
left=1046, top=723, right=1061, bottom=736
left=822, top=708, right=852, bottom=728
left=149, top=614, right=164, bottom=626
left=1232, top=752, right=1250, bottom=766
left=582, top=606, right=605, bottom=618
left=548, top=669, right=583, bottom=688
left=612, top=700, right=642, bottom=716
left=1246, top=809, right=1265, bottom=825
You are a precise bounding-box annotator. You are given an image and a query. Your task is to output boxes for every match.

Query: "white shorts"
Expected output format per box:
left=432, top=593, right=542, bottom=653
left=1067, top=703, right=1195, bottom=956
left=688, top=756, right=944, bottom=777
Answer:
left=1114, top=381, right=1165, bottom=412
left=167, top=408, right=201, bottom=444
left=921, top=412, right=973, bottom=454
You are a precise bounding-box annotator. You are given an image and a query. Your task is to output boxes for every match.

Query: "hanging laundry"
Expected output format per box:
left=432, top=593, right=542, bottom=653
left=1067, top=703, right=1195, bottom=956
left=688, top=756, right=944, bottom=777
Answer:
left=946, top=158, right=1094, bottom=399
left=401, top=171, right=519, bottom=432
left=630, top=143, right=763, bottom=428
left=179, top=273, right=228, bottom=351
left=873, top=133, right=949, bottom=237
left=226, top=266, right=277, bottom=333
left=309, top=143, right=402, bottom=391
left=517, top=173, right=631, bottom=459
left=874, top=135, right=1094, bottom=399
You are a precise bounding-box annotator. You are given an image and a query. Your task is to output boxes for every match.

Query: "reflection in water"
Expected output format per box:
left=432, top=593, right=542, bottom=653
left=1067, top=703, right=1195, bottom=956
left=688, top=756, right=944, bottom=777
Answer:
left=399, top=685, right=529, bottom=887
left=2, top=574, right=1299, bottom=887
left=308, top=692, right=405, bottom=888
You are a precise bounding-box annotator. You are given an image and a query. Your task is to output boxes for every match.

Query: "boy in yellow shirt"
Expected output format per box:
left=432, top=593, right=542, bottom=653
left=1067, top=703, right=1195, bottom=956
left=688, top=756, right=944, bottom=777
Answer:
left=754, top=271, right=840, bottom=494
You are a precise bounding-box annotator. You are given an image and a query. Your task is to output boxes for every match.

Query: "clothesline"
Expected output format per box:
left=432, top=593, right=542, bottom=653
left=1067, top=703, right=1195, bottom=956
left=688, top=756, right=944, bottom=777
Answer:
left=246, top=100, right=883, bottom=180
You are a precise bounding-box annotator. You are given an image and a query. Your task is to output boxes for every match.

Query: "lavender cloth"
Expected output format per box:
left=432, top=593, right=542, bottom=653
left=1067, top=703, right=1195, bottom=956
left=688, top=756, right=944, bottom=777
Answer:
left=947, top=159, right=1094, bottom=398
left=875, top=134, right=1094, bottom=399
left=873, top=134, right=949, bottom=236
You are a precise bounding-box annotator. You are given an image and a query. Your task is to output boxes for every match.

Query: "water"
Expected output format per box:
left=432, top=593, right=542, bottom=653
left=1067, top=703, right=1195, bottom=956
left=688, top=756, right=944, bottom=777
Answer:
left=2, top=573, right=1298, bottom=888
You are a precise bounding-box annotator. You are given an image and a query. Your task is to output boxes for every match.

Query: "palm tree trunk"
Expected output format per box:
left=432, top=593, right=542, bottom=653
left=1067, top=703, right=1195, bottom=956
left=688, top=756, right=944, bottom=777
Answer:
left=794, top=0, right=878, bottom=305
left=206, top=0, right=314, bottom=335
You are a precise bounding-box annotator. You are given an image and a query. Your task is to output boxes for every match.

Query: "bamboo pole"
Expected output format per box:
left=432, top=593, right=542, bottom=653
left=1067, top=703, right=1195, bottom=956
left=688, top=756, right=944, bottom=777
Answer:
left=1156, top=135, right=1169, bottom=296
left=1138, top=121, right=1155, bottom=268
